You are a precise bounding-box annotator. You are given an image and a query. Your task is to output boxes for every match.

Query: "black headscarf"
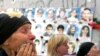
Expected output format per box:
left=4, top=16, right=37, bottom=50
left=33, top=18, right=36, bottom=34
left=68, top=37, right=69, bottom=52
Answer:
left=77, top=42, right=94, bottom=56
left=0, top=13, right=30, bottom=45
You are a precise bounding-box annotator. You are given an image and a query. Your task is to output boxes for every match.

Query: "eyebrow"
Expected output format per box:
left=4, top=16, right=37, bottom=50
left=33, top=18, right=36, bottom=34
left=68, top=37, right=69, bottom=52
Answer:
left=20, top=24, right=31, bottom=30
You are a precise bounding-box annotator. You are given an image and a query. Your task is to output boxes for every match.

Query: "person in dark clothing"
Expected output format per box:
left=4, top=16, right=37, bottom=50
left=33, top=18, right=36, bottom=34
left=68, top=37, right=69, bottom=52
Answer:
left=0, top=48, right=8, bottom=56
left=0, top=11, right=36, bottom=56
left=77, top=42, right=100, bottom=56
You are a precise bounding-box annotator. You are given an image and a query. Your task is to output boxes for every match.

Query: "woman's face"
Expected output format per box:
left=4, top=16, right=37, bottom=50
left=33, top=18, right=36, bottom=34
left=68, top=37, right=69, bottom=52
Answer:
left=82, top=27, right=89, bottom=34
left=87, top=45, right=98, bottom=56
left=56, top=42, right=69, bottom=55
left=7, top=24, right=34, bottom=50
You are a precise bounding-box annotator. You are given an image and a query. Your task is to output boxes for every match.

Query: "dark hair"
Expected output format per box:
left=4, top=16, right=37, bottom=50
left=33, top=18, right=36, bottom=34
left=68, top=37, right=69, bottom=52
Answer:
left=69, top=9, right=77, bottom=18
left=37, top=8, right=44, bottom=14
left=46, top=24, right=53, bottom=29
left=82, top=8, right=91, bottom=14
left=77, top=42, right=94, bottom=56
left=57, top=25, right=64, bottom=31
left=59, top=8, right=66, bottom=14
left=80, top=25, right=90, bottom=37
left=47, top=9, right=56, bottom=20
left=84, top=8, right=91, bottom=12
left=47, top=9, right=55, bottom=14
left=67, top=25, right=76, bottom=36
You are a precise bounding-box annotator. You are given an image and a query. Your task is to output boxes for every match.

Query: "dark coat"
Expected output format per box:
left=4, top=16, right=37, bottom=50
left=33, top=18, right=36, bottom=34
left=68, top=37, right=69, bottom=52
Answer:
left=0, top=48, right=8, bottom=56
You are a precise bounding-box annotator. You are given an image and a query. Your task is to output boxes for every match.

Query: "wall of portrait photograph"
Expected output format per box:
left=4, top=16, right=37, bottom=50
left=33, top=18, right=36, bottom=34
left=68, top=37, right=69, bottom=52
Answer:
left=6, top=7, right=93, bottom=55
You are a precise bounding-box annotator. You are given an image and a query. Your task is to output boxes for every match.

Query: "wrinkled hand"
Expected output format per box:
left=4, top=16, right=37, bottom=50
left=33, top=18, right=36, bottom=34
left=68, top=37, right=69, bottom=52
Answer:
left=16, top=43, right=37, bottom=56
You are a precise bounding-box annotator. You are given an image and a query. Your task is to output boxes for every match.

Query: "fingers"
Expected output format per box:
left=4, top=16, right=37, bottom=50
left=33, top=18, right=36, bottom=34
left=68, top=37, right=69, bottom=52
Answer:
left=16, top=43, right=37, bottom=56
left=31, top=52, right=35, bottom=56
left=27, top=44, right=33, bottom=56
left=23, top=43, right=30, bottom=56
left=16, top=44, right=26, bottom=56
left=32, top=44, right=36, bottom=53
left=31, top=52, right=37, bottom=56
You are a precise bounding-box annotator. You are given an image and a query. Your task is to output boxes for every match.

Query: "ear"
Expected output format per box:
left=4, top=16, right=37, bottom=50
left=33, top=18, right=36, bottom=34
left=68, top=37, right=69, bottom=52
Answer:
left=56, top=47, right=59, bottom=53
left=3, top=37, right=11, bottom=46
left=56, top=47, right=58, bottom=52
left=3, top=41, right=9, bottom=46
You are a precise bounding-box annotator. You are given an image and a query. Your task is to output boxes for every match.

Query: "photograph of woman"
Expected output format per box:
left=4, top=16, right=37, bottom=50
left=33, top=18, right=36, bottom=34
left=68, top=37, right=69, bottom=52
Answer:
left=78, top=25, right=91, bottom=44
left=67, top=24, right=79, bottom=39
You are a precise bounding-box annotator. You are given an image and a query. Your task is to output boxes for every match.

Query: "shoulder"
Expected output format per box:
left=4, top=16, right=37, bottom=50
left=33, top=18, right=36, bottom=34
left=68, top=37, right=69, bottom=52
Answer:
left=0, top=48, right=8, bottom=56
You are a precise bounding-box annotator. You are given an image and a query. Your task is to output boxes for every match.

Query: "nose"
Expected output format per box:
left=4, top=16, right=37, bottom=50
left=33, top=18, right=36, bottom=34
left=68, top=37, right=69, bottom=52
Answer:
left=28, top=32, right=35, bottom=40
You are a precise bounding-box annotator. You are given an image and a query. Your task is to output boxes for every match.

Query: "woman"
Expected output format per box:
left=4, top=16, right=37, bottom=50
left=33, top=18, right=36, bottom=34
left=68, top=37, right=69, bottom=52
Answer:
left=77, top=42, right=100, bottom=56
left=67, top=25, right=76, bottom=37
left=0, top=11, right=36, bottom=56
left=47, top=34, right=69, bottom=56
left=79, top=25, right=91, bottom=44
left=67, top=25, right=78, bottom=38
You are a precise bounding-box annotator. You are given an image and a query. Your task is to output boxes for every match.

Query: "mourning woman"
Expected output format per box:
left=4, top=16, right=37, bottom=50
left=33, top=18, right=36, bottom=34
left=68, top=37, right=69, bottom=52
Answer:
left=0, top=11, right=37, bottom=56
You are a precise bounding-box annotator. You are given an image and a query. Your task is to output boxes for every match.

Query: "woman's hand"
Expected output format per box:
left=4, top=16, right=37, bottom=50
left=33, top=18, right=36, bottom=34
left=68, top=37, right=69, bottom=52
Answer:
left=16, top=43, right=37, bottom=56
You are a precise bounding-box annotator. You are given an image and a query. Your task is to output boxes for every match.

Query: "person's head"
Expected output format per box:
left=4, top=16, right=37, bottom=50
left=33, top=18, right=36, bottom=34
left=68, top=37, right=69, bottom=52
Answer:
left=80, top=25, right=90, bottom=37
left=0, top=11, right=34, bottom=51
left=36, top=8, right=44, bottom=17
left=70, top=9, right=77, bottom=17
left=46, top=24, right=53, bottom=34
left=59, top=8, right=66, bottom=18
left=77, top=42, right=95, bottom=56
left=47, top=9, right=55, bottom=19
left=57, top=25, right=64, bottom=34
left=47, top=34, right=69, bottom=56
left=82, top=8, right=91, bottom=20
left=67, top=25, right=76, bottom=36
